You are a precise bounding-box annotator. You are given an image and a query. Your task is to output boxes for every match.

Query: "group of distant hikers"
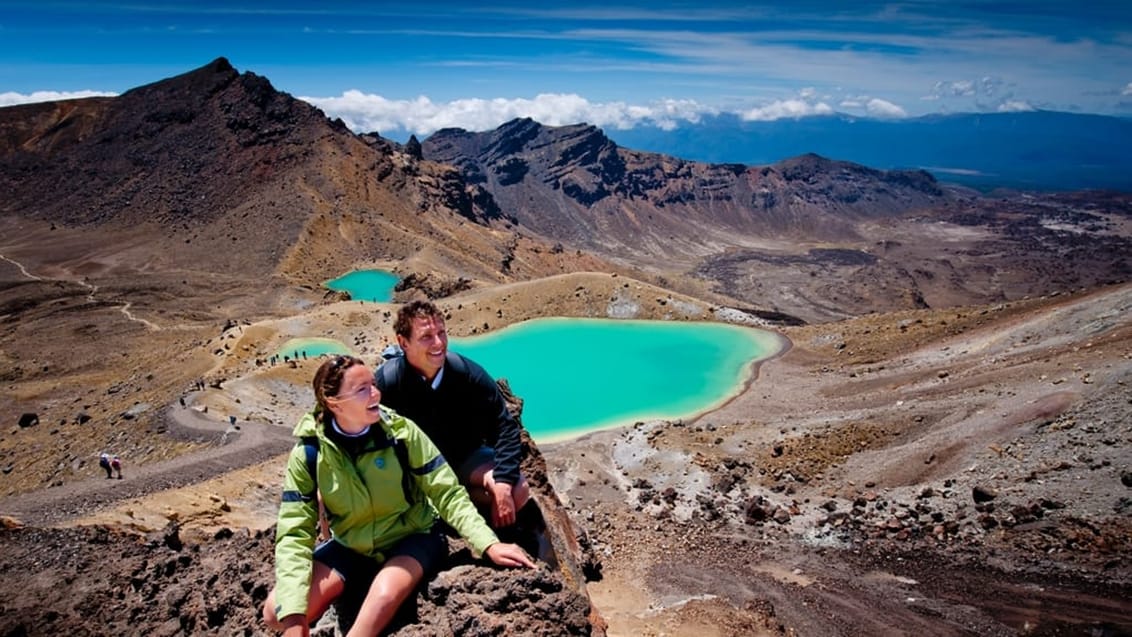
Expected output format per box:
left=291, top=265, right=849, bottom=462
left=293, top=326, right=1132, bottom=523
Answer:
left=98, top=452, right=122, bottom=479
left=262, top=300, right=543, bottom=636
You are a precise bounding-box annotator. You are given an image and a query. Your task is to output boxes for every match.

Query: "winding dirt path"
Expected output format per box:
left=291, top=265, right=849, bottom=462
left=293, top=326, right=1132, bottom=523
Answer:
left=0, top=397, right=293, bottom=526
left=0, top=253, right=42, bottom=280
left=0, top=251, right=164, bottom=331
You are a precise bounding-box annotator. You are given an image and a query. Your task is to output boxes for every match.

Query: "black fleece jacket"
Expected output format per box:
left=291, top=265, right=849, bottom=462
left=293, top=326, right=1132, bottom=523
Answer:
left=375, top=351, right=523, bottom=486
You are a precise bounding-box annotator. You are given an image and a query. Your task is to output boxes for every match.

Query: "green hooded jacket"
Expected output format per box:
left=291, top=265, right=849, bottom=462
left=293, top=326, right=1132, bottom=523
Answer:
left=273, top=405, right=499, bottom=620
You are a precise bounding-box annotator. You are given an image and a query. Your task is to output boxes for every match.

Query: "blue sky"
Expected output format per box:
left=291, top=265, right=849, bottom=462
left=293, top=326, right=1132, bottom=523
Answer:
left=1, top=1, right=1130, bottom=136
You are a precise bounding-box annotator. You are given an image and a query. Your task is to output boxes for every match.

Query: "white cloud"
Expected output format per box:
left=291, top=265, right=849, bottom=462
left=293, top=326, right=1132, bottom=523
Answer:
left=302, top=91, right=714, bottom=135
left=930, top=80, right=976, bottom=98
left=739, top=99, right=833, bottom=121
left=997, top=100, right=1035, bottom=112
left=1123, top=82, right=1132, bottom=96
left=0, top=90, right=117, bottom=107
left=866, top=98, right=907, bottom=118
left=927, top=77, right=1008, bottom=102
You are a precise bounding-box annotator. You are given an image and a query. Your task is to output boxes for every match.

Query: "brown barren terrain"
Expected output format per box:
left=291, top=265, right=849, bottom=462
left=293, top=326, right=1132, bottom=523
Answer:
left=2, top=264, right=1130, bottom=635
left=1, top=60, right=1131, bottom=636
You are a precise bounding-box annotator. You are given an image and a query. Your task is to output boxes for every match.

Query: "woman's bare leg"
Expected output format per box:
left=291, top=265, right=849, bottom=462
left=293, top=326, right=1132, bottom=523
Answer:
left=262, top=560, right=345, bottom=630
left=345, top=555, right=424, bottom=637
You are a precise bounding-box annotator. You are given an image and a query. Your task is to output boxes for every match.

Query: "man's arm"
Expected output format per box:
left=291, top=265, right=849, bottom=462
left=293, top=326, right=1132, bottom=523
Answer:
left=472, top=368, right=523, bottom=486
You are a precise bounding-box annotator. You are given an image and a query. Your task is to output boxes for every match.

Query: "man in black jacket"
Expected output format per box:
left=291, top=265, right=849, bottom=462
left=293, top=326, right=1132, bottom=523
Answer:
left=376, top=300, right=531, bottom=529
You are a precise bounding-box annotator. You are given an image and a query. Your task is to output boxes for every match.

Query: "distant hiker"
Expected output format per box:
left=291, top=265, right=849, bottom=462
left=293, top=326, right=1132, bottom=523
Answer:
left=375, top=300, right=534, bottom=532
left=99, top=452, right=113, bottom=479
left=110, top=455, right=122, bottom=479
left=380, top=343, right=403, bottom=360
left=262, top=355, right=534, bottom=636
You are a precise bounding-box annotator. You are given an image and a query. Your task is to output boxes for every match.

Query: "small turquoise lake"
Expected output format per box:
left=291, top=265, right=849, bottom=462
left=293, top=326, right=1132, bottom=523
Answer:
left=449, top=318, right=782, bottom=441
left=277, top=337, right=352, bottom=360
left=325, top=269, right=399, bottom=302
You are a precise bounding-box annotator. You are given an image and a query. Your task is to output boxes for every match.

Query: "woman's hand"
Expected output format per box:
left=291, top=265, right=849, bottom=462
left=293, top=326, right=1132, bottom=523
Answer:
left=485, top=542, right=537, bottom=569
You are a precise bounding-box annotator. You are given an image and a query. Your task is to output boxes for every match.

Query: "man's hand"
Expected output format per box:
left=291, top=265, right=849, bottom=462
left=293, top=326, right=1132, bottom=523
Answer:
left=490, top=481, right=517, bottom=527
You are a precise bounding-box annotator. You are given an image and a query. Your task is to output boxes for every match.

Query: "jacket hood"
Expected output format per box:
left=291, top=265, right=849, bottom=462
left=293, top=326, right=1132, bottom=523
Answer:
left=292, top=410, right=321, bottom=438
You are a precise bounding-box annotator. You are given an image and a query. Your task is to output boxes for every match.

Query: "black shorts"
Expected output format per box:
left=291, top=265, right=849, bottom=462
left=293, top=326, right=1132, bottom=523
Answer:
left=313, top=525, right=446, bottom=588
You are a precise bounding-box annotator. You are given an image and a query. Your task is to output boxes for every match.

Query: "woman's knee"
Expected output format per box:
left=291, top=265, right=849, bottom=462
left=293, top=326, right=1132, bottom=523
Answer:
left=350, top=557, right=425, bottom=634
left=377, top=557, right=424, bottom=602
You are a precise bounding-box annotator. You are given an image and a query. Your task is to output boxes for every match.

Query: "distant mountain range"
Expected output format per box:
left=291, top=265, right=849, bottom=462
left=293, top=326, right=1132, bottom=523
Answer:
left=3, top=58, right=1129, bottom=324
left=422, top=118, right=947, bottom=260
left=599, top=112, right=1132, bottom=193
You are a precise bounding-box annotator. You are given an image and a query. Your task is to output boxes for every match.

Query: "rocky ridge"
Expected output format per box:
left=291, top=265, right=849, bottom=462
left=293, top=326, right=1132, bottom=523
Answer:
left=424, top=118, right=945, bottom=254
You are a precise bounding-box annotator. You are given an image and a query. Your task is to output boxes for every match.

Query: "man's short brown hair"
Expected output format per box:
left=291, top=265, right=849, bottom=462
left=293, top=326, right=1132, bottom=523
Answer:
left=393, top=300, right=443, bottom=338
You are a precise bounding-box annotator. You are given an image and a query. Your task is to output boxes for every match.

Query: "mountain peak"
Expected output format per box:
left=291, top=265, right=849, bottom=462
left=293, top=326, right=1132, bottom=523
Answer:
left=0, top=54, right=341, bottom=230
left=122, top=56, right=241, bottom=101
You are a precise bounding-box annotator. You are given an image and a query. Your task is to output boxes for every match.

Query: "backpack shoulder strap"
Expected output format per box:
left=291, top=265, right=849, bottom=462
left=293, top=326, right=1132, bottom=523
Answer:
left=379, top=356, right=403, bottom=389
left=298, top=435, right=319, bottom=501
left=445, top=350, right=468, bottom=375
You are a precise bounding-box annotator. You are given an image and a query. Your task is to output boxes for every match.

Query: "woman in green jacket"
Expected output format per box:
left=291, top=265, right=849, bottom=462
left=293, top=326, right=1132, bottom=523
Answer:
left=263, top=355, right=535, bottom=636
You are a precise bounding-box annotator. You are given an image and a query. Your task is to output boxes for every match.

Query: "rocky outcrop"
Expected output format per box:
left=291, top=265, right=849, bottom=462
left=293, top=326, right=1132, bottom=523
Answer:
left=0, top=519, right=602, bottom=636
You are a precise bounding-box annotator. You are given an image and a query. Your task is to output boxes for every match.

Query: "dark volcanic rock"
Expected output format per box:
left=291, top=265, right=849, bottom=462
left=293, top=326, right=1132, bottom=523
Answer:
left=393, top=272, right=474, bottom=300
left=0, top=522, right=600, bottom=637
left=0, top=524, right=274, bottom=637
left=403, top=566, right=593, bottom=636
left=972, top=485, right=998, bottom=503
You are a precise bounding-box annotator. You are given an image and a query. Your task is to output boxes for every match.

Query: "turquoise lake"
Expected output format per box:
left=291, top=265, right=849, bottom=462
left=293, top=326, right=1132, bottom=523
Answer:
left=277, top=337, right=352, bottom=360
left=325, top=269, right=399, bottom=302
left=449, top=318, right=782, bottom=441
